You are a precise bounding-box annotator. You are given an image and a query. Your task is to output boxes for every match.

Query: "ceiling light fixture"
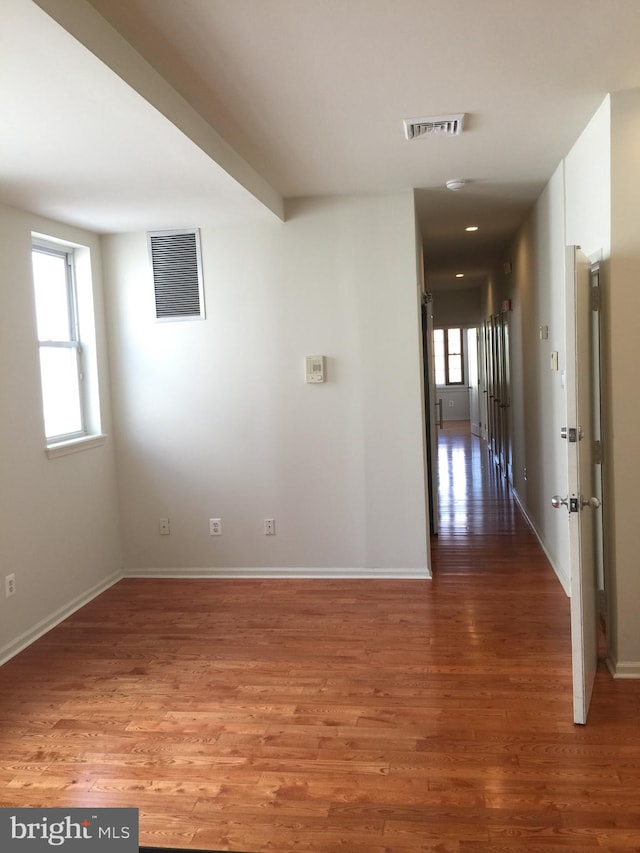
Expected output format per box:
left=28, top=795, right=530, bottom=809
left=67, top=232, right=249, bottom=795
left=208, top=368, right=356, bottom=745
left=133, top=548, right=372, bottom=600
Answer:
left=446, top=178, right=466, bottom=191
left=456, top=273, right=464, bottom=278
left=465, top=225, right=478, bottom=232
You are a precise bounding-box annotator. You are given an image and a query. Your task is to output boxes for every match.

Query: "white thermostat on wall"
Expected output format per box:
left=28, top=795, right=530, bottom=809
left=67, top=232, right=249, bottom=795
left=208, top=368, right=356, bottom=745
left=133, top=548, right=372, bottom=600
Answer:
left=305, top=355, right=326, bottom=383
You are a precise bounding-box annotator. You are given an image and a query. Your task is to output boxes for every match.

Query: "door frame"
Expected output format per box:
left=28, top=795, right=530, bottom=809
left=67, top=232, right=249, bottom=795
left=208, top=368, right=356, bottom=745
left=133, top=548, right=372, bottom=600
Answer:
left=421, top=292, right=440, bottom=536
left=467, top=326, right=481, bottom=437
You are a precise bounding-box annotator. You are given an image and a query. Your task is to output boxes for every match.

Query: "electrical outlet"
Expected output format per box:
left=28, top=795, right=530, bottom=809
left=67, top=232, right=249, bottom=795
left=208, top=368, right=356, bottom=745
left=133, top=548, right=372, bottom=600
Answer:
left=264, top=518, right=276, bottom=535
left=209, top=518, right=222, bottom=536
left=159, top=518, right=170, bottom=535
left=5, top=573, right=16, bottom=598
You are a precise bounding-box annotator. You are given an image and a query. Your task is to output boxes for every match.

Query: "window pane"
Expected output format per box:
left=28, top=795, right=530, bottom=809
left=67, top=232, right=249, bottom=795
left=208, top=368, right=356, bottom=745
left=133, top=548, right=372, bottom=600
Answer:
left=39, top=346, right=83, bottom=438
left=433, top=330, right=445, bottom=385
left=32, top=250, right=71, bottom=341
left=447, top=327, right=462, bottom=354
left=448, top=354, right=463, bottom=384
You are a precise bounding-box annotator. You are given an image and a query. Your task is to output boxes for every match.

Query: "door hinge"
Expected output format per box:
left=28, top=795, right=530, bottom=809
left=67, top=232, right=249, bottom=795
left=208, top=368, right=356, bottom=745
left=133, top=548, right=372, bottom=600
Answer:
left=591, top=284, right=601, bottom=312
left=593, top=439, right=603, bottom=465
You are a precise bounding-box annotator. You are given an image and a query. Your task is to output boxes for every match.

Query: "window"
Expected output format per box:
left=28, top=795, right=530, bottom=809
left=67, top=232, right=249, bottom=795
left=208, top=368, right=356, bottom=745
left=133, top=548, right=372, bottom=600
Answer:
left=433, top=327, right=464, bottom=385
left=31, top=237, right=102, bottom=450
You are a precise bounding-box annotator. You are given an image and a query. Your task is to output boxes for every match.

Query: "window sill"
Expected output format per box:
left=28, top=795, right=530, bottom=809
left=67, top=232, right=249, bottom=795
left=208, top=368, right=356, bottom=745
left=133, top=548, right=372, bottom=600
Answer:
left=46, top=434, right=107, bottom=459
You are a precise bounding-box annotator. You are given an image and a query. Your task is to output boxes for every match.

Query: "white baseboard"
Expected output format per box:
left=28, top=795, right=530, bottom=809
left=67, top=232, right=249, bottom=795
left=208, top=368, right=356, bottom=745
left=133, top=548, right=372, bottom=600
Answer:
left=606, top=655, right=640, bottom=679
left=512, top=489, right=570, bottom=596
left=123, top=566, right=432, bottom=580
left=0, top=571, right=121, bottom=666
left=1, top=566, right=431, bottom=666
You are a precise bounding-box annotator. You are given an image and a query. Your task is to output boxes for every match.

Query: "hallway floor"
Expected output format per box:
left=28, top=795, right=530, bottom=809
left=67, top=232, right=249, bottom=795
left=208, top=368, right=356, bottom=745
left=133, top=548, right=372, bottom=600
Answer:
left=1, top=423, right=640, bottom=851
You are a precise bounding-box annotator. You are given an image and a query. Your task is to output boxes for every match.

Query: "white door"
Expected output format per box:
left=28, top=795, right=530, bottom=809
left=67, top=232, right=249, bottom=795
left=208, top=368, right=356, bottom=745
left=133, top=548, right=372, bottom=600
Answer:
left=467, top=327, right=480, bottom=437
left=557, top=246, right=601, bottom=725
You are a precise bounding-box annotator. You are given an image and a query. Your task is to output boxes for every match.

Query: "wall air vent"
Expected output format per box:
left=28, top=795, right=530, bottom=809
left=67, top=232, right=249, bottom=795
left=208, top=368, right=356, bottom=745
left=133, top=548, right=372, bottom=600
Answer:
left=403, top=113, right=465, bottom=140
left=148, top=229, right=205, bottom=321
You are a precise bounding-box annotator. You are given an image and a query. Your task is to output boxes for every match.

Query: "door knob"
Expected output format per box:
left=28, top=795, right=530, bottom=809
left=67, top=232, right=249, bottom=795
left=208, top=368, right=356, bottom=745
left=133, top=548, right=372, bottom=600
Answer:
left=552, top=494, right=600, bottom=510
left=581, top=496, right=601, bottom=509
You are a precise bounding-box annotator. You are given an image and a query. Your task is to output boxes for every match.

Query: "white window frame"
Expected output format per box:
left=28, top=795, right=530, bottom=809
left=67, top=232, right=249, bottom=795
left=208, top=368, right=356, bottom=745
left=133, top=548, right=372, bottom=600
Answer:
left=31, top=235, right=105, bottom=456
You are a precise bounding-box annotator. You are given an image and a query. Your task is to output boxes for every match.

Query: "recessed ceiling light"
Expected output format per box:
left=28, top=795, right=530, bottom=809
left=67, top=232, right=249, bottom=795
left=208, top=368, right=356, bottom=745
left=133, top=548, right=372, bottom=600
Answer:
left=456, top=273, right=464, bottom=278
left=465, top=225, right=478, bottom=232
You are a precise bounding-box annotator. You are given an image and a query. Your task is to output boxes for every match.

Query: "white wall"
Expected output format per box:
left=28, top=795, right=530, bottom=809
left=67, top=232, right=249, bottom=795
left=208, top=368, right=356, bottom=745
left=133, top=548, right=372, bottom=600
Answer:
left=498, top=97, right=640, bottom=674
left=500, top=165, right=571, bottom=590
left=0, top=203, right=122, bottom=662
left=102, top=193, right=430, bottom=576
left=432, top=287, right=482, bottom=327
left=485, top=99, right=610, bottom=595
left=561, top=90, right=640, bottom=675
left=565, top=97, right=611, bottom=258
left=437, top=386, right=471, bottom=422
left=608, top=90, right=640, bottom=673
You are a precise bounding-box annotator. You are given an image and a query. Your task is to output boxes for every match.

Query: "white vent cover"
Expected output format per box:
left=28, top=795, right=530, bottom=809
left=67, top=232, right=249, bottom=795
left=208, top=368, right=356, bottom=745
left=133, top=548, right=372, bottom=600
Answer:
left=148, top=229, right=205, bottom=321
left=403, top=113, right=465, bottom=140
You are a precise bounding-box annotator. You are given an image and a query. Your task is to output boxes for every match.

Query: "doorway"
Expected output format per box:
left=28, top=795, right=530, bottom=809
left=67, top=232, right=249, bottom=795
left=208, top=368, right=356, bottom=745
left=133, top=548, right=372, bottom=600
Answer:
left=422, top=310, right=514, bottom=538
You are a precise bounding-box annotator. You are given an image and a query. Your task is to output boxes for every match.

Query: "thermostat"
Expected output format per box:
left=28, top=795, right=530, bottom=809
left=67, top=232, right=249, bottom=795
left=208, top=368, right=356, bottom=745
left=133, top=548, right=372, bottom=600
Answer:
left=305, top=355, right=326, bottom=383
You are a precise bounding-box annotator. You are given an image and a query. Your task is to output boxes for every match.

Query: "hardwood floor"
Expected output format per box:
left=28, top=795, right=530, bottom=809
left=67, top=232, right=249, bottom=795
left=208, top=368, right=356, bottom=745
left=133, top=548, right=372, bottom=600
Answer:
left=2, top=422, right=640, bottom=852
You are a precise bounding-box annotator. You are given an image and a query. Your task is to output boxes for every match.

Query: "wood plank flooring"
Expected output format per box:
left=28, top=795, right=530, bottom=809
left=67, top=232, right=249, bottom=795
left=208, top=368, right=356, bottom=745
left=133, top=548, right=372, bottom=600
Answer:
left=2, top=422, right=640, bottom=852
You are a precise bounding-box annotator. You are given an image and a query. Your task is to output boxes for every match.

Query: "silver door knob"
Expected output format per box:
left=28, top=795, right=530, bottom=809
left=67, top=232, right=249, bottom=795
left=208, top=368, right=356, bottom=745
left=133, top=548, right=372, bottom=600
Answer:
left=581, top=496, right=601, bottom=509
left=551, top=495, right=568, bottom=509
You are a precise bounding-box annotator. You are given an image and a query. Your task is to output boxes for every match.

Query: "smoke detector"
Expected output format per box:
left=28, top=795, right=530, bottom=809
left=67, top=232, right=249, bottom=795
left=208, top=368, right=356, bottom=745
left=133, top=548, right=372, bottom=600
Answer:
left=446, top=178, right=466, bottom=192
left=403, top=113, right=465, bottom=140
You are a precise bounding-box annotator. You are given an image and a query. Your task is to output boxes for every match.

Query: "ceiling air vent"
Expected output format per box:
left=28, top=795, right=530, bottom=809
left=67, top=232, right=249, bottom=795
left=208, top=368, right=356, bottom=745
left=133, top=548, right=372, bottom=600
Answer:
left=148, top=229, right=205, bottom=321
left=403, top=113, right=465, bottom=140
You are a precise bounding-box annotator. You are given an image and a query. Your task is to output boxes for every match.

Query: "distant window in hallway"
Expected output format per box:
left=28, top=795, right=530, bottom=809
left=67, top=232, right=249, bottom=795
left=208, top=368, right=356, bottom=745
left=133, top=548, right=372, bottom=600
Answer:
left=434, top=326, right=464, bottom=385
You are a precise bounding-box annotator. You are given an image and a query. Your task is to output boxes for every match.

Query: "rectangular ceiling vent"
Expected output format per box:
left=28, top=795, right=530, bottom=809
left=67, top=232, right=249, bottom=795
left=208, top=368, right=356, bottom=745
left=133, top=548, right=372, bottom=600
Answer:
left=403, top=113, right=465, bottom=140
left=148, top=228, right=205, bottom=321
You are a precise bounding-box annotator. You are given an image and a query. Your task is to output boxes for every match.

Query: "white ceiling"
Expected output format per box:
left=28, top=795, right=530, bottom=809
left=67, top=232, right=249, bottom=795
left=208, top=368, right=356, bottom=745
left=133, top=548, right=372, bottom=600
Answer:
left=0, top=0, right=278, bottom=233
left=3, top=0, right=640, bottom=289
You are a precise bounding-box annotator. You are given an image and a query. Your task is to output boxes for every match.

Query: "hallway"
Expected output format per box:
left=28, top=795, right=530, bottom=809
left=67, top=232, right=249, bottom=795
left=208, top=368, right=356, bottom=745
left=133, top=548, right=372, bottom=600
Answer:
left=1, top=424, right=640, bottom=850
left=431, top=421, right=547, bottom=571
left=434, top=422, right=520, bottom=536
